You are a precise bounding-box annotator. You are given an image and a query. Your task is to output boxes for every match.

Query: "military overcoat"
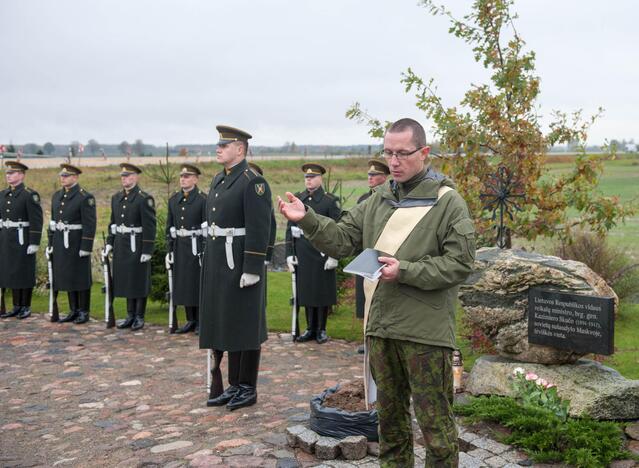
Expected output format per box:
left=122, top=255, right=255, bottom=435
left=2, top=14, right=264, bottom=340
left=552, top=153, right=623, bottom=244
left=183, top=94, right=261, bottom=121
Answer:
left=285, top=186, right=341, bottom=307
left=166, top=186, right=207, bottom=306
left=199, top=159, right=272, bottom=352
left=0, top=183, right=43, bottom=289
left=48, top=184, right=96, bottom=291
left=106, top=185, right=156, bottom=298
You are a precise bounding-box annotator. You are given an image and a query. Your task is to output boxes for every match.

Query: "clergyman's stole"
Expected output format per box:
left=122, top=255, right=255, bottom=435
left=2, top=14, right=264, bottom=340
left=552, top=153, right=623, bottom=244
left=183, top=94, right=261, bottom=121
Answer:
left=363, top=186, right=453, bottom=407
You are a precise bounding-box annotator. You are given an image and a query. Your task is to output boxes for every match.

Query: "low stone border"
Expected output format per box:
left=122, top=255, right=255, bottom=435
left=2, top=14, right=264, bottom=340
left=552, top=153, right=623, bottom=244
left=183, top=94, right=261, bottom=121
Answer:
left=286, top=425, right=374, bottom=461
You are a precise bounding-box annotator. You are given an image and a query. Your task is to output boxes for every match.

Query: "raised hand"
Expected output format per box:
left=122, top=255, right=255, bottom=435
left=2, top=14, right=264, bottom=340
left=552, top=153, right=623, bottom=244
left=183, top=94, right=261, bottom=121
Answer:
left=277, top=192, right=306, bottom=222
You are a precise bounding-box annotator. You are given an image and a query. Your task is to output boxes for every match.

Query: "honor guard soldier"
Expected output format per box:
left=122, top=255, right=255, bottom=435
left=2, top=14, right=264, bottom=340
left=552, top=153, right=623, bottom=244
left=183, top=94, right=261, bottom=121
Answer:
left=166, top=163, right=207, bottom=334
left=285, top=163, right=341, bottom=344
left=104, top=163, right=156, bottom=330
left=48, top=164, right=97, bottom=324
left=0, top=161, right=43, bottom=319
left=200, top=126, right=273, bottom=410
left=248, top=162, right=277, bottom=264
left=355, top=159, right=390, bottom=321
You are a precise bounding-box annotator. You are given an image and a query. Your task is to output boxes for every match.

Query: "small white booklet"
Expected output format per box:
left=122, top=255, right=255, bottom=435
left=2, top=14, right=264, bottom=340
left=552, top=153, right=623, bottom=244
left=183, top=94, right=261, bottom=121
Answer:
left=343, top=248, right=386, bottom=280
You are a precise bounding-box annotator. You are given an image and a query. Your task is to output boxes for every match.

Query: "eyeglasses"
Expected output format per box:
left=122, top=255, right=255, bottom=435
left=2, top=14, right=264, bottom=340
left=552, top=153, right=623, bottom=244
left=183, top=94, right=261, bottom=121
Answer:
left=382, top=147, right=423, bottom=160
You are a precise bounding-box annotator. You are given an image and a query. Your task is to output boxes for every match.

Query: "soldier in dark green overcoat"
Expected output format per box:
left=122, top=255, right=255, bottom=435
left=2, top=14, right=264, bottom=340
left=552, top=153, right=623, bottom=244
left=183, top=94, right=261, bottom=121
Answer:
left=285, top=163, right=341, bottom=344
left=47, top=164, right=97, bottom=324
left=165, top=163, right=207, bottom=334
left=0, top=161, right=43, bottom=320
left=104, top=163, right=156, bottom=331
left=354, top=159, right=389, bottom=320
left=199, top=126, right=273, bottom=411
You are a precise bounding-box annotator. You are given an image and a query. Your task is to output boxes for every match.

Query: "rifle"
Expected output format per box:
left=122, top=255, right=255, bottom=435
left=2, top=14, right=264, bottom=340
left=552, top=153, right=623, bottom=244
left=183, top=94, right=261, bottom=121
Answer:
left=207, top=349, right=224, bottom=399
left=0, top=288, right=5, bottom=315
left=101, top=233, right=115, bottom=328
left=45, top=246, right=59, bottom=322
left=166, top=252, right=177, bottom=333
left=289, top=236, right=300, bottom=341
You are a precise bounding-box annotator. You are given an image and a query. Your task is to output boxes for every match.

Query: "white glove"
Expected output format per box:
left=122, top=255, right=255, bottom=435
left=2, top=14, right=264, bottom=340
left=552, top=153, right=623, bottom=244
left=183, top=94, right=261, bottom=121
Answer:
left=79, top=250, right=91, bottom=257
left=140, top=254, right=152, bottom=263
left=103, top=244, right=113, bottom=256
left=286, top=255, right=298, bottom=273
left=324, top=257, right=338, bottom=270
left=45, top=246, right=53, bottom=259
left=27, top=245, right=39, bottom=255
left=264, top=260, right=271, bottom=266
left=239, top=273, right=260, bottom=288
left=166, top=252, right=174, bottom=264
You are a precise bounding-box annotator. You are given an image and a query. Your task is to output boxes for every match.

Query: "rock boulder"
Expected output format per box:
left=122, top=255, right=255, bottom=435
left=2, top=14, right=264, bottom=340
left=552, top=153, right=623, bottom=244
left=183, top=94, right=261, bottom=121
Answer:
left=459, top=248, right=617, bottom=364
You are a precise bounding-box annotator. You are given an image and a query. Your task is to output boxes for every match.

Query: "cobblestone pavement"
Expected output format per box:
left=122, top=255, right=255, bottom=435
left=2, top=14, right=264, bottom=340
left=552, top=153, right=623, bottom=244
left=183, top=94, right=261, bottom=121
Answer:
left=1, top=314, right=531, bottom=468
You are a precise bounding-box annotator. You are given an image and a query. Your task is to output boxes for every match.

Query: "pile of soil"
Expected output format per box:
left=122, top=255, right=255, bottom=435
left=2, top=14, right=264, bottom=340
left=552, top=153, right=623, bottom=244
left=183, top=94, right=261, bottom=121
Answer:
left=322, top=380, right=376, bottom=412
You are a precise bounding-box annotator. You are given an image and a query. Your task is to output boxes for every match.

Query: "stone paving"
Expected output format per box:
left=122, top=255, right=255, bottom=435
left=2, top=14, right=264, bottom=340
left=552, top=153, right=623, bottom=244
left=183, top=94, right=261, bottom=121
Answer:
left=2, top=314, right=535, bottom=467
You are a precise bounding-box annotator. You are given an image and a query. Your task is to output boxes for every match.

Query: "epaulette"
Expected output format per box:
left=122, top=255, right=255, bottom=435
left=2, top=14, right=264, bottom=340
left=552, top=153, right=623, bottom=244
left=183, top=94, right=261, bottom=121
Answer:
left=325, top=191, right=337, bottom=199
left=140, top=191, right=151, bottom=198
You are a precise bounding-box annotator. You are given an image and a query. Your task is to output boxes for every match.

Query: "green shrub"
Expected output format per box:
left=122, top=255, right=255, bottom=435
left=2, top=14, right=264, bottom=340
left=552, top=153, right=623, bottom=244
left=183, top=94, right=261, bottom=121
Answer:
left=554, top=229, right=639, bottom=301
left=455, top=396, right=632, bottom=467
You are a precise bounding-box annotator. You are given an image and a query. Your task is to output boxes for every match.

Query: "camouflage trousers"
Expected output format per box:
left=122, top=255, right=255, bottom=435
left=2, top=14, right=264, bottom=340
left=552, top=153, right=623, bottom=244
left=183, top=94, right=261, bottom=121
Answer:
left=369, top=337, right=458, bottom=468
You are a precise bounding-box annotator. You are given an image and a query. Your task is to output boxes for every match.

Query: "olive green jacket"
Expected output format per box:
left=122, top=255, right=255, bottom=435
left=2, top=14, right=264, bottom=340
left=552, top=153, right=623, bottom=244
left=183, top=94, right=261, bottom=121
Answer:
left=298, top=169, right=476, bottom=349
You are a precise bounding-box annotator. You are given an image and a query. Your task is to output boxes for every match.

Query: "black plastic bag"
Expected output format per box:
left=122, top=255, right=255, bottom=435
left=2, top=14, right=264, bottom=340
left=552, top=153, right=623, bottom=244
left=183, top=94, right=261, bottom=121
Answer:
left=309, top=384, right=378, bottom=441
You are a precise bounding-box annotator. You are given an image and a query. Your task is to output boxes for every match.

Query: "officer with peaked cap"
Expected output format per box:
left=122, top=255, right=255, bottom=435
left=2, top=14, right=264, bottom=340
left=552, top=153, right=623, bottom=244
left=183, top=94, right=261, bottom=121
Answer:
left=355, top=158, right=390, bottom=320
left=166, top=163, right=207, bottom=334
left=200, top=125, right=273, bottom=410
left=48, top=164, right=97, bottom=324
left=104, top=163, right=156, bottom=330
left=285, top=163, right=341, bottom=344
left=0, top=161, right=43, bottom=319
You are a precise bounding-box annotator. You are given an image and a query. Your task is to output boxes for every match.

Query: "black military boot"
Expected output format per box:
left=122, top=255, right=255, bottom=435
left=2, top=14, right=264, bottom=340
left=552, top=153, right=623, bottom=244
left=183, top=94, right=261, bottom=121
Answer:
left=59, top=291, right=80, bottom=323
left=131, top=298, right=146, bottom=331
left=316, top=307, right=329, bottom=344
left=208, top=351, right=239, bottom=407
left=117, top=299, right=136, bottom=329
left=17, top=289, right=33, bottom=319
left=227, top=349, right=260, bottom=411
left=2, top=290, right=23, bottom=318
left=176, top=306, right=196, bottom=334
left=296, top=307, right=317, bottom=342
left=73, top=290, right=91, bottom=324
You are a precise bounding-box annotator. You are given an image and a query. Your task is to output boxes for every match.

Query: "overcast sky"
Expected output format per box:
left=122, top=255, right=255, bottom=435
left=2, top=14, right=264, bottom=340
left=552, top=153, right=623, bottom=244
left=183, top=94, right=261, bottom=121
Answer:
left=1, top=0, right=637, bottom=147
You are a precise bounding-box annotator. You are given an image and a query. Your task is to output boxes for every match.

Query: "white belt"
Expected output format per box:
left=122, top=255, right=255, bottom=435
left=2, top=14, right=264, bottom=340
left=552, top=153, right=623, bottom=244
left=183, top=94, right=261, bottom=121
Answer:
left=1, top=220, right=30, bottom=245
left=170, top=226, right=205, bottom=256
left=49, top=221, right=83, bottom=249
left=110, top=224, right=143, bottom=252
left=291, top=226, right=304, bottom=238
left=207, top=225, right=246, bottom=270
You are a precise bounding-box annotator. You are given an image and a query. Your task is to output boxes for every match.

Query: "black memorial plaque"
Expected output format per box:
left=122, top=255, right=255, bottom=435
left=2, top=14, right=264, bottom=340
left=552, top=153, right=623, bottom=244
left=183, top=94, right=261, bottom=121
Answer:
left=528, top=287, right=614, bottom=355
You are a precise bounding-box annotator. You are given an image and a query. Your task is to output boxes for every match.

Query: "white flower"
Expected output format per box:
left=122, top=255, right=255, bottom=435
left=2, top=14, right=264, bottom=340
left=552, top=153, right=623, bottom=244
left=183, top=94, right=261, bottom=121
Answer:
left=513, top=367, right=525, bottom=376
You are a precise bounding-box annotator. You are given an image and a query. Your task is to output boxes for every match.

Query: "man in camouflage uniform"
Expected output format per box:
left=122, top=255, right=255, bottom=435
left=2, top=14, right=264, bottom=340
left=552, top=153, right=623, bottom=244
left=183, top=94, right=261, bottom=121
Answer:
left=104, top=163, right=156, bottom=331
left=48, top=164, right=97, bottom=324
left=165, top=163, right=207, bottom=334
left=0, top=161, right=43, bottom=320
left=279, top=118, right=475, bottom=467
left=285, top=163, right=341, bottom=344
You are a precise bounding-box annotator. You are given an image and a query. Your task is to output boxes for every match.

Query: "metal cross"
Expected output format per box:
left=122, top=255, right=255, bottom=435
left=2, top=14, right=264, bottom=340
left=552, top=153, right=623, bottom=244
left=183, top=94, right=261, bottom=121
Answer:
left=480, top=166, right=525, bottom=249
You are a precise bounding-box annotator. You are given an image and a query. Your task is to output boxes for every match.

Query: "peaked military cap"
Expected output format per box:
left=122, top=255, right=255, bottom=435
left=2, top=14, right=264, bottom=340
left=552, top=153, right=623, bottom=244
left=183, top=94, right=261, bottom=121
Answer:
left=180, top=163, right=201, bottom=176
left=5, top=161, right=29, bottom=172
left=248, top=162, right=264, bottom=175
left=367, top=158, right=390, bottom=176
left=301, top=162, right=326, bottom=177
left=59, top=163, right=82, bottom=176
left=216, top=125, right=252, bottom=145
left=119, top=162, right=142, bottom=175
